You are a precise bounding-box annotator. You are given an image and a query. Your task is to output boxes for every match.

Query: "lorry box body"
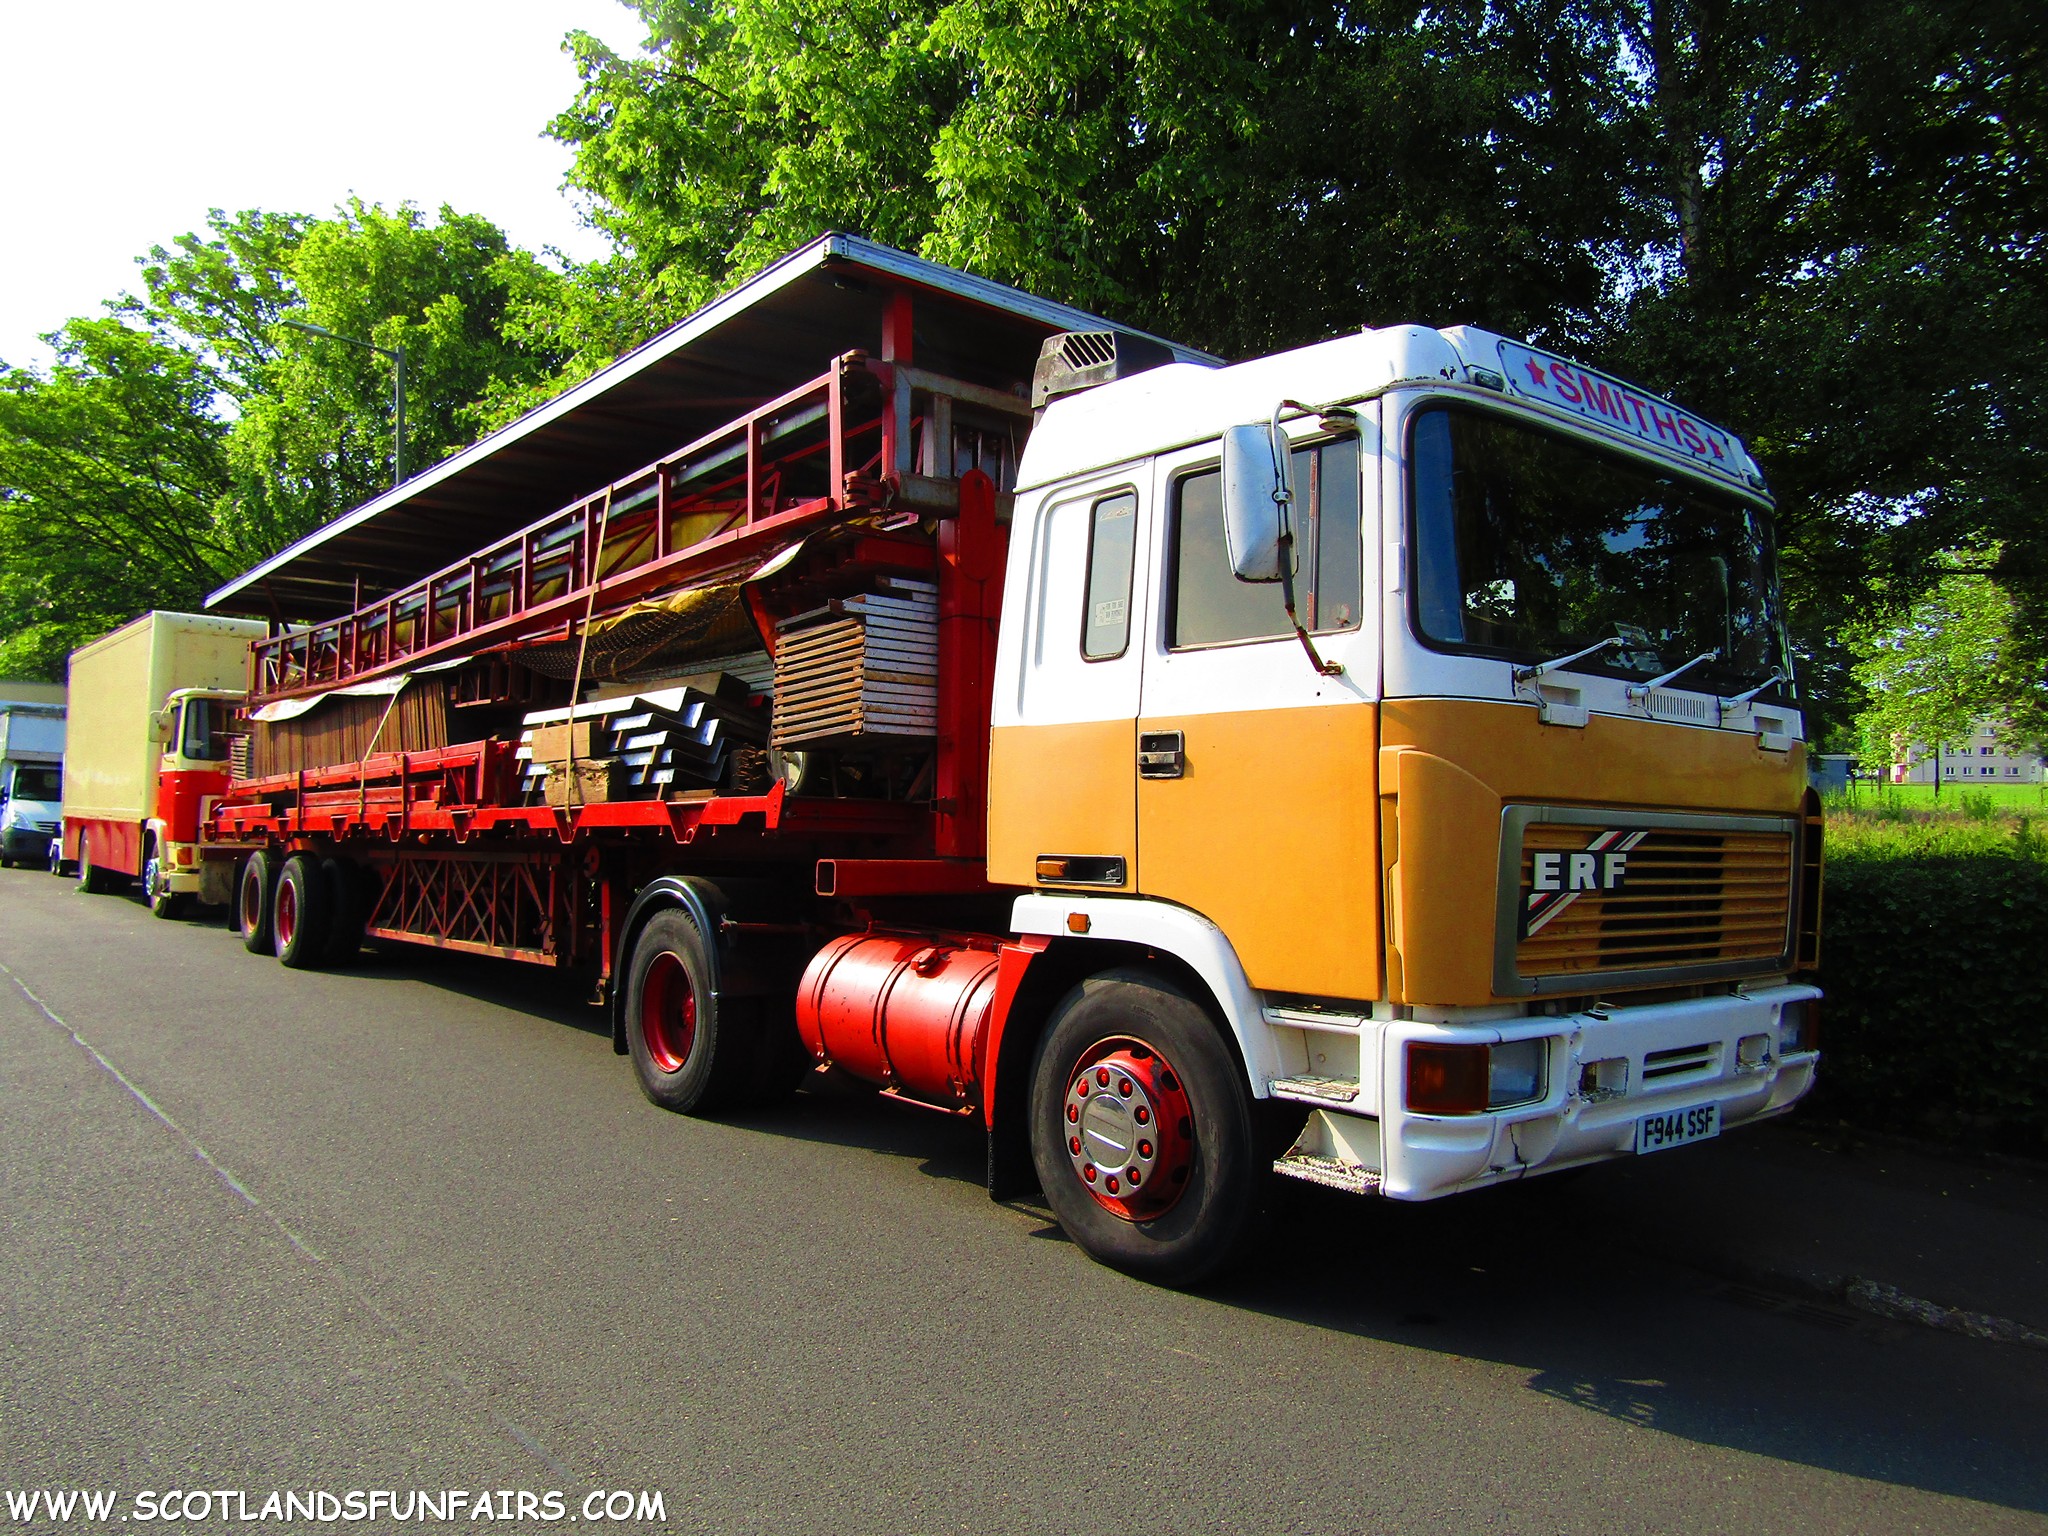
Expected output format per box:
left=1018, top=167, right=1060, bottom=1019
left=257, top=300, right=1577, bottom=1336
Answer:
left=178, top=237, right=1819, bottom=1285
left=0, top=701, right=65, bottom=763
left=0, top=701, right=66, bottom=865
left=63, top=611, right=266, bottom=883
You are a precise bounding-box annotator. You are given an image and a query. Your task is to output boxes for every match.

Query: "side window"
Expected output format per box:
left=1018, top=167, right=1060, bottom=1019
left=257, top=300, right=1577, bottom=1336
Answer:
left=1082, top=490, right=1138, bottom=659
left=1170, top=436, right=1362, bottom=648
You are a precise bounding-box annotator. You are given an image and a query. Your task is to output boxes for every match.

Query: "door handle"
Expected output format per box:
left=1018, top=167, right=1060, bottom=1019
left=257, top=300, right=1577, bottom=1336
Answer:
left=1138, top=729, right=1185, bottom=779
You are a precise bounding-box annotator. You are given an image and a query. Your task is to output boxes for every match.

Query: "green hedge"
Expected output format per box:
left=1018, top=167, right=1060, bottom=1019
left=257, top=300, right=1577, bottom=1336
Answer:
left=1813, top=815, right=2048, bottom=1156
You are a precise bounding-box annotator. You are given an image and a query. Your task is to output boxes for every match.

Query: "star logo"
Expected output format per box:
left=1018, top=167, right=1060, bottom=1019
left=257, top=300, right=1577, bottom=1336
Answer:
left=1523, top=358, right=1548, bottom=388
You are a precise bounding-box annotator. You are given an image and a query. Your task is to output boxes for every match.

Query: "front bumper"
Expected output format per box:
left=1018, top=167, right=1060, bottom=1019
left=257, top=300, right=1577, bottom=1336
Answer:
left=1374, top=984, right=1819, bottom=1199
left=1, top=821, right=59, bottom=860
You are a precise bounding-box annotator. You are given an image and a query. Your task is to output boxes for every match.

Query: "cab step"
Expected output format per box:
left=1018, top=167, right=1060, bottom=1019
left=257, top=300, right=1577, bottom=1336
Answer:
left=1272, top=1152, right=1382, bottom=1195
left=1268, top=1073, right=1362, bottom=1106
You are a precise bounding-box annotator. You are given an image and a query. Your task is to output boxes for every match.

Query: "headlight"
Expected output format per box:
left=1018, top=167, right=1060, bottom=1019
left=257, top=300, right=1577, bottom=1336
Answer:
left=1406, top=1039, right=1548, bottom=1114
left=1777, top=999, right=1819, bottom=1054
left=1487, top=1039, right=1546, bottom=1107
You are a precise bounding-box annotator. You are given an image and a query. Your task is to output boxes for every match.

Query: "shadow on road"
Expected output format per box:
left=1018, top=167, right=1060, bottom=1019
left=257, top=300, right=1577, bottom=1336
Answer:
left=741, top=1078, right=2048, bottom=1518
left=294, top=934, right=2048, bottom=1518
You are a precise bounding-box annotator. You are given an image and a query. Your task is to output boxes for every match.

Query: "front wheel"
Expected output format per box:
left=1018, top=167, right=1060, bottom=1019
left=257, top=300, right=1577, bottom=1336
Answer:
left=143, top=842, right=185, bottom=920
left=1028, top=968, right=1261, bottom=1287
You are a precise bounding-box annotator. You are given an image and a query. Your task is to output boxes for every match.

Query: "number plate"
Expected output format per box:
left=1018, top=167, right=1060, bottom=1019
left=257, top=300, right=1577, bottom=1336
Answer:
left=1635, top=1102, right=1720, bottom=1155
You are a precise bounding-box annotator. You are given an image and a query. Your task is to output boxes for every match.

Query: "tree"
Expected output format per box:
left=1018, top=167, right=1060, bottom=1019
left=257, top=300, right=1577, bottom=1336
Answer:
left=135, top=204, right=574, bottom=553
left=0, top=319, right=236, bottom=677
left=545, top=0, right=1645, bottom=367
left=1850, top=563, right=2046, bottom=794
left=0, top=204, right=575, bottom=676
left=1599, top=0, right=2047, bottom=745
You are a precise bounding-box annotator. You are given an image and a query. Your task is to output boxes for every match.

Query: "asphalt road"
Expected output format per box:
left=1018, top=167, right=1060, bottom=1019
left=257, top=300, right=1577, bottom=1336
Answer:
left=2, top=867, right=2043, bottom=1535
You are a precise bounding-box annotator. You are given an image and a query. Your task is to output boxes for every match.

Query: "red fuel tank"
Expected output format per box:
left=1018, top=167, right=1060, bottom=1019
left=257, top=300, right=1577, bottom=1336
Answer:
left=795, top=931, right=1002, bottom=1108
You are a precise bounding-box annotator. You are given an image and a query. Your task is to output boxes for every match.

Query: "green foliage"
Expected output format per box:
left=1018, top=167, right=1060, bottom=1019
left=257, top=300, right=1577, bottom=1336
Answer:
left=0, top=204, right=572, bottom=677
left=0, top=320, right=236, bottom=676
left=1817, top=809, right=2048, bottom=1155
left=548, top=0, right=1643, bottom=367
left=1598, top=0, right=2047, bottom=744
left=1847, top=562, right=2046, bottom=785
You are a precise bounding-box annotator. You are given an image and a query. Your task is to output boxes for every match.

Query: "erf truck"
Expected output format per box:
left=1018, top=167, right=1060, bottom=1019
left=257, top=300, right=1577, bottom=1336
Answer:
left=61, top=611, right=267, bottom=912
left=179, top=236, right=1820, bottom=1283
left=0, top=700, right=66, bottom=867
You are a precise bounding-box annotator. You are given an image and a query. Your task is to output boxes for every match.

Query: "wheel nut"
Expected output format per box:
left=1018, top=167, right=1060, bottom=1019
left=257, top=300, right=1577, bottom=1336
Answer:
left=1134, top=1106, right=1150, bottom=1125
left=1084, top=1165, right=1097, bottom=1182
left=1104, top=1176, right=1120, bottom=1195
left=1096, top=1067, right=1111, bottom=1087
left=1067, top=1104, right=1079, bottom=1123
left=1137, top=1139, right=1153, bottom=1159
left=1070, top=1136, right=1082, bottom=1155
left=1117, top=1077, right=1133, bottom=1097
left=1126, top=1169, right=1141, bottom=1186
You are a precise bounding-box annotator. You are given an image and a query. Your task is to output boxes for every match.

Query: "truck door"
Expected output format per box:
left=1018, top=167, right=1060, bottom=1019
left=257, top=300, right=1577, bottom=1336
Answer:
left=986, top=472, right=1151, bottom=891
left=1134, top=422, right=1383, bottom=1001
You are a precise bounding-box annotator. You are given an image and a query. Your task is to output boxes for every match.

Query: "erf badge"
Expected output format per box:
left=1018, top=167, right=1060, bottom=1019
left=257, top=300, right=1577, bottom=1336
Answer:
left=1522, top=829, right=1648, bottom=936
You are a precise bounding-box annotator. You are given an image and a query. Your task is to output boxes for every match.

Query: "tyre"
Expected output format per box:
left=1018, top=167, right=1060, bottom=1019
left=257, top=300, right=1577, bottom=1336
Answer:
left=321, top=857, right=366, bottom=967
left=76, top=829, right=124, bottom=896
left=239, top=850, right=279, bottom=956
left=1028, top=968, right=1261, bottom=1287
left=273, top=852, right=332, bottom=969
left=142, top=840, right=186, bottom=920
left=623, top=908, right=762, bottom=1114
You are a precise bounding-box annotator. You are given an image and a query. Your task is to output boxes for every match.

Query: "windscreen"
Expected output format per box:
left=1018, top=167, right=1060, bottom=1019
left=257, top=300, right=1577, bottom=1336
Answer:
left=180, top=698, right=232, bottom=761
left=14, top=767, right=60, bottom=800
left=1411, top=405, right=1790, bottom=696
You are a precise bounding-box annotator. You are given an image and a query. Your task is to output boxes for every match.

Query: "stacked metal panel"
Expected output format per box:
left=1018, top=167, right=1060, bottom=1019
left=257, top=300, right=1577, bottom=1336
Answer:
left=516, top=681, right=767, bottom=799
left=771, top=578, right=938, bottom=748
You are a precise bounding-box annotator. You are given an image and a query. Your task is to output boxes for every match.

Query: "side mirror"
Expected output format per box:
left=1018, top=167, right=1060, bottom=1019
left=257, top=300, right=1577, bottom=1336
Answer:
left=151, top=708, right=175, bottom=743
left=1220, top=419, right=1292, bottom=582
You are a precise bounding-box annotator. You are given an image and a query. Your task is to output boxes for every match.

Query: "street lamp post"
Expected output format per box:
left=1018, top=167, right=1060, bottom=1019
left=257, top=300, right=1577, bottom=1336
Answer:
left=278, top=319, right=407, bottom=487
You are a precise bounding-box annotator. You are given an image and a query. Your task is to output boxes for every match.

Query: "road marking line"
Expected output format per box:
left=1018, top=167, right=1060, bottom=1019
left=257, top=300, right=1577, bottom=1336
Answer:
left=0, top=957, right=582, bottom=1479
left=0, top=959, right=324, bottom=1263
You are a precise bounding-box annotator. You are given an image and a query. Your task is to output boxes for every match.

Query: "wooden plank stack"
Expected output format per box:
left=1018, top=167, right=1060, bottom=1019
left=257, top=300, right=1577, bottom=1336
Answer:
left=249, top=681, right=450, bottom=777
left=771, top=577, right=938, bottom=748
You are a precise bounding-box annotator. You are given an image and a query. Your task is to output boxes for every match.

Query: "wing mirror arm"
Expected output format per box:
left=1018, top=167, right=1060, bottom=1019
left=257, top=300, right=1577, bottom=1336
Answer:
left=1222, top=401, right=1343, bottom=679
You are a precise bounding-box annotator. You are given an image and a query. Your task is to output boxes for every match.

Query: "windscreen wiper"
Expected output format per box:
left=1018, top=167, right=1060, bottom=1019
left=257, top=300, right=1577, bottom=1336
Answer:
left=1511, top=636, right=1623, bottom=687
left=1626, top=650, right=1719, bottom=701
left=1717, top=669, right=1788, bottom=719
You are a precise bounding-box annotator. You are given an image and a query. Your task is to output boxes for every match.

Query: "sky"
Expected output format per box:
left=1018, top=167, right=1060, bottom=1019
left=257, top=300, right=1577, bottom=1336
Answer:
left=0, top=0, right=649, bottom=371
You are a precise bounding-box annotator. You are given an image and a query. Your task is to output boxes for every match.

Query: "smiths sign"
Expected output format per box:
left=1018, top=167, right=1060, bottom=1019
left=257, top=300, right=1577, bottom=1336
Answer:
left=1498, top=341, right=1744, bottom=483
left=1522, top=829, right=1649, bottom=938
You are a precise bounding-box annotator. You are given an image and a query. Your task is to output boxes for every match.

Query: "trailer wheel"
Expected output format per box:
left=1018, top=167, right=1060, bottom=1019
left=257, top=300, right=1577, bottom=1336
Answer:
left=239, top=850, right=279, bottom=955
left=624, top=908, right=757, bottom=1114
left=273, top=853, right=332, bottom=969
left=1027, top=968, right=1261, bottom=1287
left=142, top=839, right=185, bottom=921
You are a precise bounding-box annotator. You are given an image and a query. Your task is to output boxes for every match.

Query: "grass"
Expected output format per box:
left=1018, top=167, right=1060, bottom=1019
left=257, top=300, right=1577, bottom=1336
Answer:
left=1827, top=779, right=2048, bottom=813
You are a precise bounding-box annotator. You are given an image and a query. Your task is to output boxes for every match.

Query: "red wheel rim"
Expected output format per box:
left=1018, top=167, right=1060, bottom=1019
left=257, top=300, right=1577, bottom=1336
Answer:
left=1063, top=1037, right=1195, bottom=1222
left=275, top=877, right=297, bottom=948
left=640, top=950, right=698, bottom=1074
